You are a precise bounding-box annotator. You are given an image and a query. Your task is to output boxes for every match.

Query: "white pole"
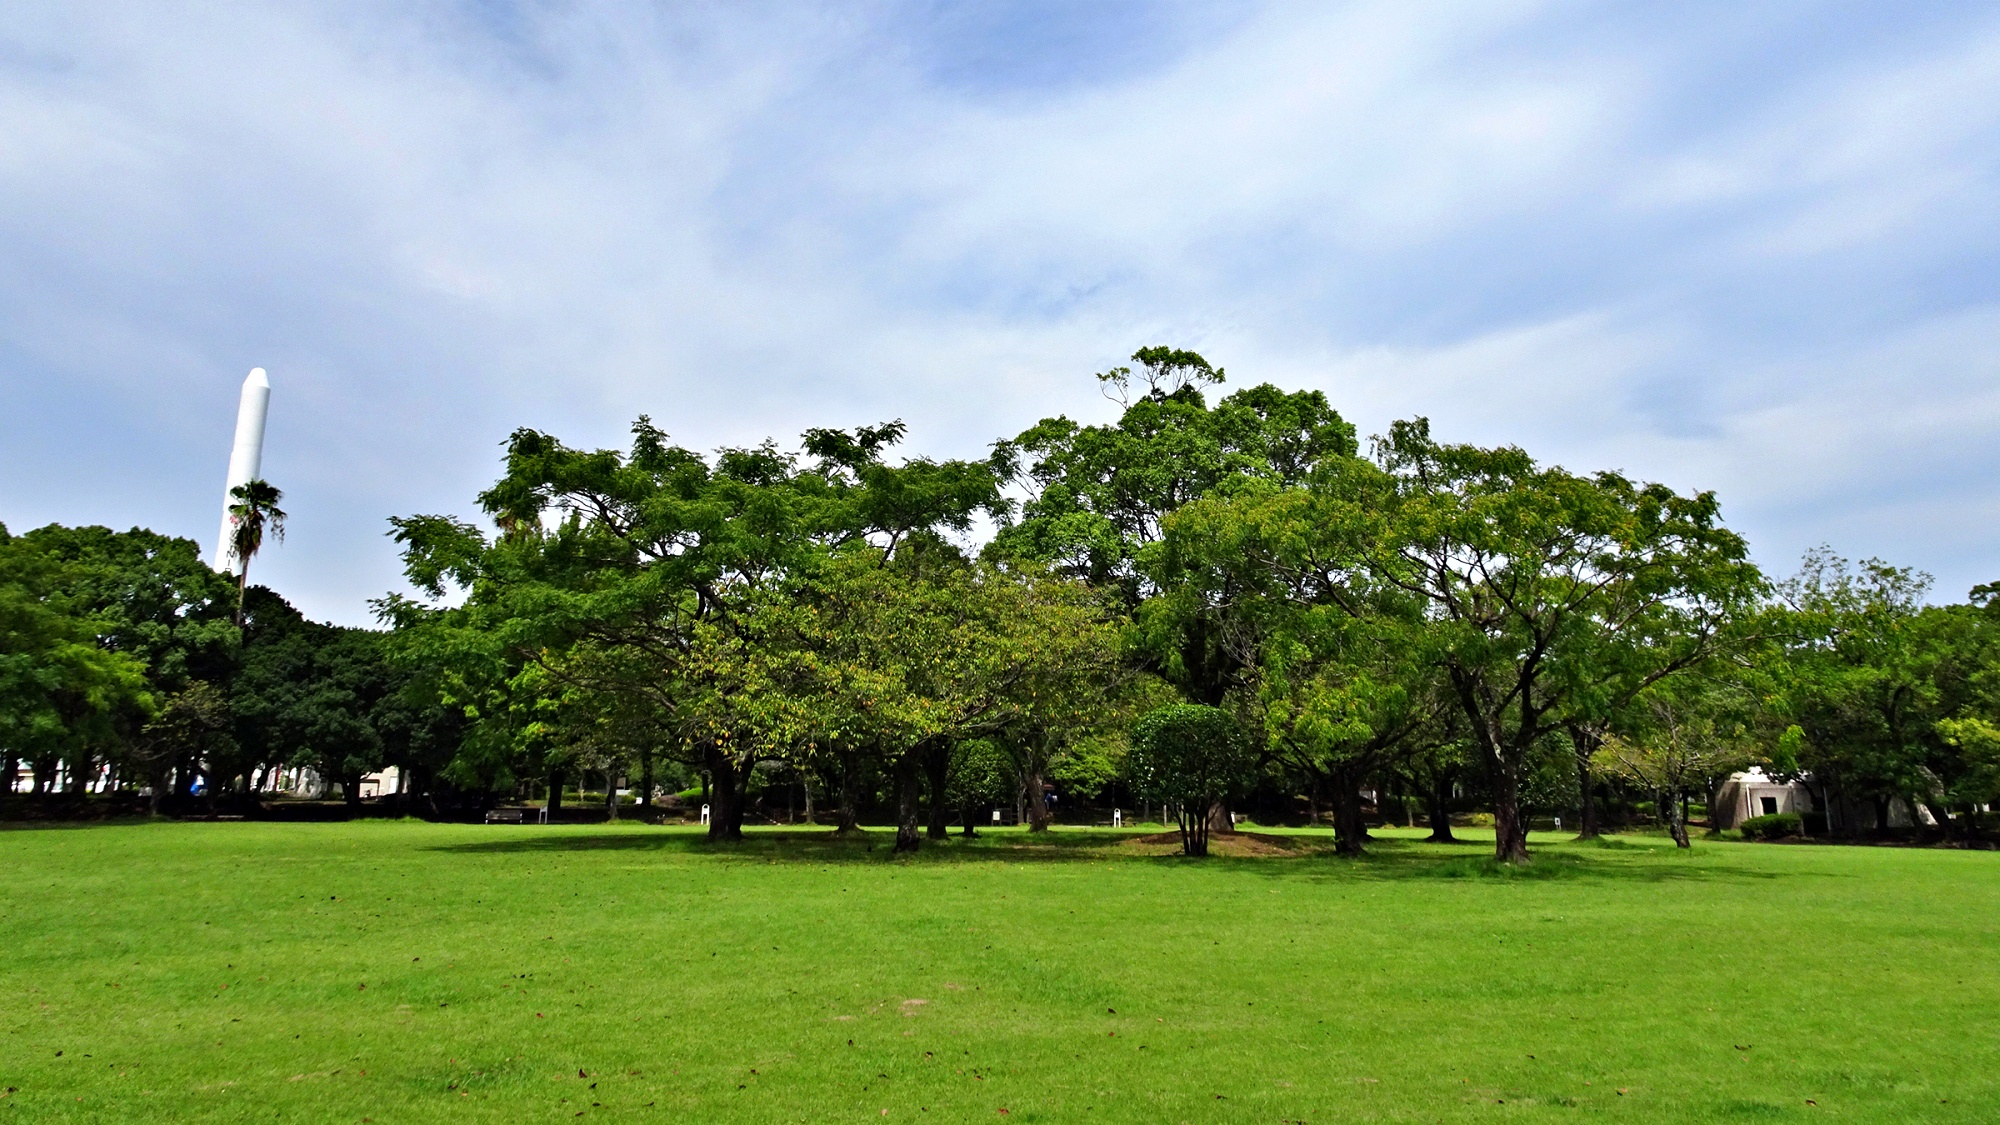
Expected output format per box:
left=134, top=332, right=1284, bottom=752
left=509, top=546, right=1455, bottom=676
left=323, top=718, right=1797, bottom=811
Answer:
left=214, top=367, right=271, bottom=572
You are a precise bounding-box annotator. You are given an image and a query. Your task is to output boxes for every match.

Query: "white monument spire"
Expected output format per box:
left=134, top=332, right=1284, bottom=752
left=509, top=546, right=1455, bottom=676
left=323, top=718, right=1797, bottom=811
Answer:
left=213, top=367, right=271, bottom=573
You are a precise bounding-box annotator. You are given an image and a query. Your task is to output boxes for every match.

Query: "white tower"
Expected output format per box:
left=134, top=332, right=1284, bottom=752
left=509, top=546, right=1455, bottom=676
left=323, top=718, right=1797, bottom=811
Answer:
left=213, top=367, right=271, bottom=573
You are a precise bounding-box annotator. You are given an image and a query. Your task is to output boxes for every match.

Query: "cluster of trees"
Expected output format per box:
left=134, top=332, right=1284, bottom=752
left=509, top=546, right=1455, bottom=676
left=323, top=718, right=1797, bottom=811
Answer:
left=8, top=348, right=2000, bottom=861
left=375, top=347, right=2000, bottom=859
left=1759, top=552, right=2000, bottom=836
left=0, top=521, right=453, bottom=814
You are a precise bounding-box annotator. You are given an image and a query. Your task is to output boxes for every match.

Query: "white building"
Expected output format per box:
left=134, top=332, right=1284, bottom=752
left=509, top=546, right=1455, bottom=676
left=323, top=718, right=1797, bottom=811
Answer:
left=354, top=767, right=401, bottom=800
left=1710, top=767, right=1813, bottom=829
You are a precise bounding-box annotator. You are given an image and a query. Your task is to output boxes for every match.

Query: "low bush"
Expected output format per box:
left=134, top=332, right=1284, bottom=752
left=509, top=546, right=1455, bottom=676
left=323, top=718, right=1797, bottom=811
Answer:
left=1739, top=811, right=1803, bottom=840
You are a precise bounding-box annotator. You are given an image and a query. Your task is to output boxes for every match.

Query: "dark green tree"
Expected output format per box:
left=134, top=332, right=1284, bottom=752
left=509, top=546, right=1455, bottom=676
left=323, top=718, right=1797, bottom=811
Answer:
left=0, top=525, right=155, bottom=800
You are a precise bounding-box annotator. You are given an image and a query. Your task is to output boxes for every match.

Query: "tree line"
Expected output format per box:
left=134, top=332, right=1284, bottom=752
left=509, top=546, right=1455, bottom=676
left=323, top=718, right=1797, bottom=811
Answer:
left=6, top=348, right=1998, bottom=860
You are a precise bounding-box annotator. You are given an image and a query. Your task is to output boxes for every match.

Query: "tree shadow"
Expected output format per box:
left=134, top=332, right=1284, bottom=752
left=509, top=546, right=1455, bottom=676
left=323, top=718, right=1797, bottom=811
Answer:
left=427, top=825, right=1788, bottom=882
left=429, top=825, right=1138, bottom=865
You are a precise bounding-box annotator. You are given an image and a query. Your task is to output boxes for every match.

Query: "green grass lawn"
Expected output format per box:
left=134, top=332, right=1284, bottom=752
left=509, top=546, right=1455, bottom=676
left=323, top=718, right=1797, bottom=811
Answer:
left=2, top=821, right=1995, bottom=1123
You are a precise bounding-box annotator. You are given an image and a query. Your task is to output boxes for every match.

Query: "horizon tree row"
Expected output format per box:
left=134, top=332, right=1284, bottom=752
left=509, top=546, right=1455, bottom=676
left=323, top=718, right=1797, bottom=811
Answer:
left=6, top=347, right=1999, bottom=858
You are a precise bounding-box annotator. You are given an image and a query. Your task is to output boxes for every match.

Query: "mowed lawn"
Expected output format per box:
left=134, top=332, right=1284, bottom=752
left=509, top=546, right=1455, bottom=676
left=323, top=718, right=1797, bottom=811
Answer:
left=2, top=822, right=1996, bottom=1123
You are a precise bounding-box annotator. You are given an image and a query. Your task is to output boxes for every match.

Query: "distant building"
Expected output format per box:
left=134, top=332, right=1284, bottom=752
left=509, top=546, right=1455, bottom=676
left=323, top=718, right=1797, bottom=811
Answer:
left=1710, top=767, right=1813, bottom=829
left=356, top=767, right=401, bottom=800
left=1712, top=767, right=1949, bottom=832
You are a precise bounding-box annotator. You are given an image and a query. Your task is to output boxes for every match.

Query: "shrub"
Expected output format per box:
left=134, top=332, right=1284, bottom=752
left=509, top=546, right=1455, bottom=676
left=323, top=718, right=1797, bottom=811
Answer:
left=1128, top=705, right=1251, bottom=857
left=1739, top=811, right=1802, bottom=840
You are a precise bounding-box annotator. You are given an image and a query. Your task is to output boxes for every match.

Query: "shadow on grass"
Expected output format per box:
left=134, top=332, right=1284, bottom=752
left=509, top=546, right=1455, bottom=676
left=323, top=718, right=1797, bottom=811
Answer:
left=0, top=817, right=163, bottom=832
left=431, top=826, right=1133, bottom=863
left=427, top=825, right=1783, bottom=883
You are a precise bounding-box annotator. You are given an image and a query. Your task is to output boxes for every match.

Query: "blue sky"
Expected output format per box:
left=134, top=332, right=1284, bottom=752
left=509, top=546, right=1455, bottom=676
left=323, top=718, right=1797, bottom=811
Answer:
left=3, top=1, right=1998, bottom=624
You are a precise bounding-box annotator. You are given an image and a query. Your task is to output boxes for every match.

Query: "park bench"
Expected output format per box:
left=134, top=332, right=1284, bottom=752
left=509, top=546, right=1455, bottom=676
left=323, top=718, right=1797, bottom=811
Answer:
left=484, top=808, right=525, bottom=824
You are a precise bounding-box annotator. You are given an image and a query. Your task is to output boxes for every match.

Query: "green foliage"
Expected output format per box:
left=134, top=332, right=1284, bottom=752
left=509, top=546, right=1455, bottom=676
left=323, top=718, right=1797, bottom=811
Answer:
left=235, top=587, right=441, bottom=799
left=990, top=357, right=1357, bottom=608
left=1764, top=548, right=2000, bottom=831
left=1738, top=811, right=1804, bottom=840
left=1594, top=682, right=1757, bottom=847
left=1368, top=418, right=1764, bottom=860
left=1128, top=704, right=1251, bottom=854
left=15, top=523, right=238, bottom=691
left=24, top=344, right=2000, bottom=857
left=225, top=478, right=287, bottom=615
left=0, top=525, right=158, bottom=779
left=1046, top=735, right=1122, bottom=803
left=945, top=738, right=1014, bottom=811
left=381, top=415, right=1113, bottom=845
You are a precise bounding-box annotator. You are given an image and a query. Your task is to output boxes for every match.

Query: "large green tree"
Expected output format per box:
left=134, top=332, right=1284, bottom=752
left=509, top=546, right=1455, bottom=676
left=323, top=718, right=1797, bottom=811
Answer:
left=1149, top=478, right=1449, bottom=853
left=990, top=348, right=1359, bottom=705
left=1368, top=420, right=1761, bottom=862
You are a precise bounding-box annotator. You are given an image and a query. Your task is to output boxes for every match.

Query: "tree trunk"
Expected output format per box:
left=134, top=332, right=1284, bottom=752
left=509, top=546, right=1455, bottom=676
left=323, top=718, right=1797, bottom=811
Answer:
left=924, top=742, right=951, bottom=840
left=604, top=769, right=619, bottom=822
left=639, top=749, right=655, bottom=816
left=1333, top=776, right=1366, bottom=856
left=1486, top=752, right=1530, bottom=863
left=0, top=756, right=15, bottom=807
left=704, top=743, right=745, bottom=841
left=1665, top=787, right=1691, bottom=848
left=960, top=797, right=978, bottom=837
left=834, top=748, right=862, bottom=835
left=1026, top=768, right=1053, bottom=833
left=894, top=753, right=923, bottom=853
left=1568, top=724, right=1602, bottom=840
left=547, top=766, right=566, bottom=815
left=1872, top=795, right=1890, bottom=833
left=1453, top=668, right=1530, bottom=863
left=1425, top=774, right=1456, bottom=843
left=801, top=765, right=816, bottom=825
left=1182, top=799, right=1210, bottom=856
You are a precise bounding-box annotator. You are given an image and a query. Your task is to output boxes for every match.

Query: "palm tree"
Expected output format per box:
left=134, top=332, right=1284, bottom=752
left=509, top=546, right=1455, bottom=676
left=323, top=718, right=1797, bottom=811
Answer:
left=227, top=478, right=286, bottom=625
